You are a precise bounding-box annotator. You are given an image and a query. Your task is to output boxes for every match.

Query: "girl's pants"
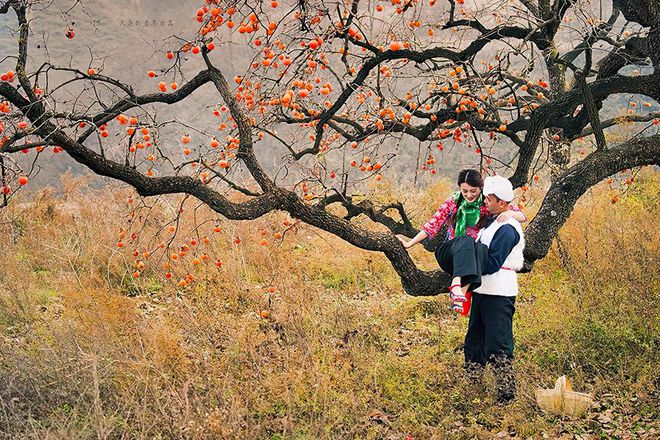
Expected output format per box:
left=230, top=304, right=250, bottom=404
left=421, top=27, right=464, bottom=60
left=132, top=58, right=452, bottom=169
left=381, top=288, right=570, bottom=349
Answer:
left=434, top=235, right=488, bottom=290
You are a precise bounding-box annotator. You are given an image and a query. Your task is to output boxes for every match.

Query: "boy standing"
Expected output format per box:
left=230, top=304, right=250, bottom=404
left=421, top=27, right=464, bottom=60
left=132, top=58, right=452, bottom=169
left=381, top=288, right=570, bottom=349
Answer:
left=465, top=175, right=525, bottom=405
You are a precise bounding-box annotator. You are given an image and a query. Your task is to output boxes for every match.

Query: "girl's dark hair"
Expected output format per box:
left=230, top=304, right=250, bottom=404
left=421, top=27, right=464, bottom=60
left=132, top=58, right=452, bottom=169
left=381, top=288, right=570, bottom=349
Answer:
left=457, top=169, right=484, bottom=188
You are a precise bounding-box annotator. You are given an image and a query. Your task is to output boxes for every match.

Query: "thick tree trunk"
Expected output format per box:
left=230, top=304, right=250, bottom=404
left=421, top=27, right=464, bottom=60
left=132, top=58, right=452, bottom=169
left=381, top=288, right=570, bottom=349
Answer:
left=524, top=135, right=660, bottom=265
left=0, top=0, right=658, bottom=298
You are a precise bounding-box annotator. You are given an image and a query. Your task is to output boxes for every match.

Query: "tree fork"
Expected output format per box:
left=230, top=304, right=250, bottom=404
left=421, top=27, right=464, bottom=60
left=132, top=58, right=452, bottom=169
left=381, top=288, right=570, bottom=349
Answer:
left=524, top=134, right=660, bottom=266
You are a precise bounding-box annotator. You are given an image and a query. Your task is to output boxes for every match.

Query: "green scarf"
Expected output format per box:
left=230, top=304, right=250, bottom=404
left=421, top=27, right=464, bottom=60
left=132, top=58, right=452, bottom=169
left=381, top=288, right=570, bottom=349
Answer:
left=452, top=192, right=482, bottom=237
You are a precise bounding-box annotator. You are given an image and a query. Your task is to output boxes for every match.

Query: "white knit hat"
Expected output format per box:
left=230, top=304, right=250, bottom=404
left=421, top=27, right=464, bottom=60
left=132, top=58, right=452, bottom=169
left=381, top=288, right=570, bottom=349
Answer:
left=483, top=175, right=514, bottom=202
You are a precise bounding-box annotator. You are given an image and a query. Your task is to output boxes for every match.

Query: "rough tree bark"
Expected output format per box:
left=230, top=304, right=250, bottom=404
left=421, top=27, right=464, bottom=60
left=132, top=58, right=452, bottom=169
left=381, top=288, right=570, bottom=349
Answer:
left=0, top=0, right=658, bottom=296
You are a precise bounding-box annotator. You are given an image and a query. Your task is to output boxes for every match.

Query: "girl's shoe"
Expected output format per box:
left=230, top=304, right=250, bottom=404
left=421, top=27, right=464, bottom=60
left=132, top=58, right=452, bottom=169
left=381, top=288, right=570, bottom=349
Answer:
left=457, top=291, right=472, bottom=316
left=449, top=284, right=467, bottom=314
left=449, top=284, right=467, bottom=302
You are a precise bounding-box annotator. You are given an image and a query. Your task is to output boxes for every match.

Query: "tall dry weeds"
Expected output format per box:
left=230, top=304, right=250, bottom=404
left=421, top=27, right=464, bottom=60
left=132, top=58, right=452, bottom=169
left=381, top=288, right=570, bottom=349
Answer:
left=0, top=171, right=657, bottom=439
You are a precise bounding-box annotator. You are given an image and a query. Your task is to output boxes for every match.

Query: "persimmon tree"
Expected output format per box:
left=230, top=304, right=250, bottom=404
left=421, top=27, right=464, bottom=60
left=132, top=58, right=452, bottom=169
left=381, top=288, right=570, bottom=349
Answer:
left=0, top=0, right=658, bottom=295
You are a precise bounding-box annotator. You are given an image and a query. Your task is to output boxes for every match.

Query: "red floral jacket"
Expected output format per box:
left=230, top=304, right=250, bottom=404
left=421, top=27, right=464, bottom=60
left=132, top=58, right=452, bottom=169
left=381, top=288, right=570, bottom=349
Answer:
left=423, top=195, right=525, bottom=241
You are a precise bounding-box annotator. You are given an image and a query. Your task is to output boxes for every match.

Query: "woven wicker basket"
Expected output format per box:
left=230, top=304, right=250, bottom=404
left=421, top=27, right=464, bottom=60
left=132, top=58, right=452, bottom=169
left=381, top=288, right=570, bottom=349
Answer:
left=535, top=376, right=593, bottom=417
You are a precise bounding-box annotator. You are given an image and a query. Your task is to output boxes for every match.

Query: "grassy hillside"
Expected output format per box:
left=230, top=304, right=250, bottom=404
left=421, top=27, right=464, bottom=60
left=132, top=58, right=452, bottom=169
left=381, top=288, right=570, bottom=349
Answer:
left=0, top=172, right=658, bottom=439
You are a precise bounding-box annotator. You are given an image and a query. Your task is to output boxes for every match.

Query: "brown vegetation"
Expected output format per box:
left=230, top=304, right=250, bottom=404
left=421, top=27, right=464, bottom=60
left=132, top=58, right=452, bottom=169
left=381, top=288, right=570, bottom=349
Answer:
left=0, top=172, right=657, bottom=439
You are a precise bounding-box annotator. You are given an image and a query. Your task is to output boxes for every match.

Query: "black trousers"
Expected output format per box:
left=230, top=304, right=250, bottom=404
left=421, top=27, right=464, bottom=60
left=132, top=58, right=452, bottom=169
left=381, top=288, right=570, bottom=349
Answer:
left=464, top=292, right=516, bottom=401
left=434, top=236, right=489, bottom=290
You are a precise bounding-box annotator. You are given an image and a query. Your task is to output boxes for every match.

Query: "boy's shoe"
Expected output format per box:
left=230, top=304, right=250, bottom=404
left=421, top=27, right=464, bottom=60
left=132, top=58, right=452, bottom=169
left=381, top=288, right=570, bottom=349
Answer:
left=496, top=392, right=515, bottom=406
left=464, top=361, right=485, bottom=385
left=493, top=356, right=516, bottom=406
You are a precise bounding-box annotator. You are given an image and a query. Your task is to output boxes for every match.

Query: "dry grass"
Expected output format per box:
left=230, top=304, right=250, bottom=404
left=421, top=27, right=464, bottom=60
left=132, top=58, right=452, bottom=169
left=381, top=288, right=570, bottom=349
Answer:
left=0, top=171, right=658, bottom=439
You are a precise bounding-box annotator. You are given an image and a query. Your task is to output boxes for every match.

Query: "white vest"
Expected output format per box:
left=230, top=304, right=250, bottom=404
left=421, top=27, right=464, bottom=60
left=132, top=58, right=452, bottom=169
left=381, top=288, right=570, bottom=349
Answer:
left=475, top=217, right=525, bottom=297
